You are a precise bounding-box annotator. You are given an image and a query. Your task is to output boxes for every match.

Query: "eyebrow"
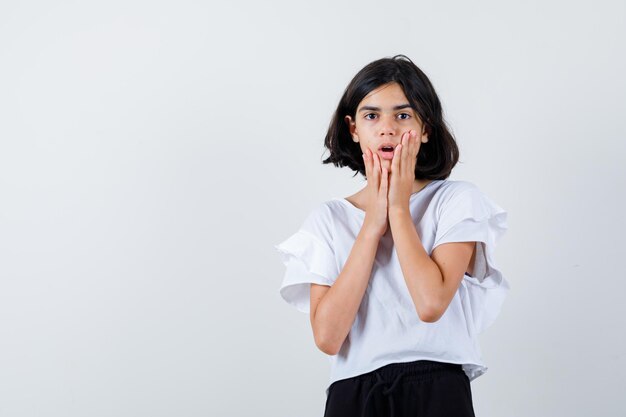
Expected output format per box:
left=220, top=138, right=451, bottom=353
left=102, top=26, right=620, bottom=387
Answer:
left=358, top=104, right=413, bottom=112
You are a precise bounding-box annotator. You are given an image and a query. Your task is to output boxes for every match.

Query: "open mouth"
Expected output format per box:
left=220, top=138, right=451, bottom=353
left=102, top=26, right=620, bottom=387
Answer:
left=378, top=142, right=396, bottom=152
left=378, top=144, right=396, bottom=160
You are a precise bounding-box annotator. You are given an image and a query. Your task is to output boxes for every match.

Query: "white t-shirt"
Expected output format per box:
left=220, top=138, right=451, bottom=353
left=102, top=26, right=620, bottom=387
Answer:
left=274, top=179, right=509, bottom=397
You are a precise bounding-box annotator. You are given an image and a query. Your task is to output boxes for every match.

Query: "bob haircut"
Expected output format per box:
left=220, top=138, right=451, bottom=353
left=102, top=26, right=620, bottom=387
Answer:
left=322, top=55, right=459, bottom=179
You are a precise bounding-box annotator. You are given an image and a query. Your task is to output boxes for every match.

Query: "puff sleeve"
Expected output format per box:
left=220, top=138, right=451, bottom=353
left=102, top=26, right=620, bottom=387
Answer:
left=433, top=184, right=510, bottom=334
left=274, top=204, right=339, bottom=314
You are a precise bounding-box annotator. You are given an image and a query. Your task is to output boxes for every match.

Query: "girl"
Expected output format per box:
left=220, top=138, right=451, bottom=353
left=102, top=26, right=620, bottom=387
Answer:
left=275, top=55, right=509, bottom=417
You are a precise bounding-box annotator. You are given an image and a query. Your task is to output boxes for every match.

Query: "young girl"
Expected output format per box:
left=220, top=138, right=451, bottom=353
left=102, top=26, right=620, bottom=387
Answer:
left=275, top=55, right=509, bottom=417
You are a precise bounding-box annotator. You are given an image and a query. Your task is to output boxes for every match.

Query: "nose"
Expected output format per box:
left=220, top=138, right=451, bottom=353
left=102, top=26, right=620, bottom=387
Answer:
left=378, top=115, right=397, bottom=136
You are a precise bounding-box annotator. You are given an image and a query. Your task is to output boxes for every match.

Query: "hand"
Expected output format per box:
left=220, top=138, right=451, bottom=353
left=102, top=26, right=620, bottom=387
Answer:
left=361, top=148, right=389, bottom=238
left=388, top=130, right=424, bottom=211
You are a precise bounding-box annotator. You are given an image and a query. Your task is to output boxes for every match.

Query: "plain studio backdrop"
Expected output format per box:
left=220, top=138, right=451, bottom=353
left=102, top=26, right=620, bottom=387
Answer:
left=0, top=1, right=624, bottom=416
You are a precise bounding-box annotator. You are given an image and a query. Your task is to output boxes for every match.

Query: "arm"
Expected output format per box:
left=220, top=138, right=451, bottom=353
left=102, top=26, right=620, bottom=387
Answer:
left=389, top=207, right=475, bottom=322
left=309, top=227, right=380, bottom=356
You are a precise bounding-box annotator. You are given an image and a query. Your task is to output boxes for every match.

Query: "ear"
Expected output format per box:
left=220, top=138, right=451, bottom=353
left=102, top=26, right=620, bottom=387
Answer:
left=344, top=115, right=358, bottom=140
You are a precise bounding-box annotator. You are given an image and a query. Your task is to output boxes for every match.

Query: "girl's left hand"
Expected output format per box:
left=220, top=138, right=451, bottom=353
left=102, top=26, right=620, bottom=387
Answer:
left=388, top=129, right=424, bottom=211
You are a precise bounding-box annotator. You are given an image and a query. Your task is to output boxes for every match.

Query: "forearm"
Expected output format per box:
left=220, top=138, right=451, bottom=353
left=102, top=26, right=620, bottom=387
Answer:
left=313, top=227, right=380, bottom=355
left=389, top=208, right=443, bottom=322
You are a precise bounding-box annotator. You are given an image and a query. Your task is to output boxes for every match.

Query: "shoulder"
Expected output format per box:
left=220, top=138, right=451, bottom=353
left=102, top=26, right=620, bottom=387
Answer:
left=302, top=200, right=341, bottom=226
left=437, top=180, right=481, bottom=199
left=434, top=179, right=506, bottom=218
left=434, top=180, right=507, bottom=224
left=298, top=200, right=348, bottom=243
left=434, top=180, right=483, bottom=209
left=305, top=199, right=352, bottom=221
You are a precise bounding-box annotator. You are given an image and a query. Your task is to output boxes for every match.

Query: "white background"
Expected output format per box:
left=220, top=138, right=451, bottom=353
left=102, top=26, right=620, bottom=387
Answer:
left=1, top=1, right=624, bottom=416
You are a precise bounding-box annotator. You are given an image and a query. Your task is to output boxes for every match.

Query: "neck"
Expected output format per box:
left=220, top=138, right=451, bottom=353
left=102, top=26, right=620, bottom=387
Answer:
left=412, top=179, right=433, bottom=194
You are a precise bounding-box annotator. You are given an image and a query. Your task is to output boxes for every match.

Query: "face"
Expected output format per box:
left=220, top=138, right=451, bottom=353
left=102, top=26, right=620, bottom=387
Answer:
left=345, top=82, right=427, bottom=171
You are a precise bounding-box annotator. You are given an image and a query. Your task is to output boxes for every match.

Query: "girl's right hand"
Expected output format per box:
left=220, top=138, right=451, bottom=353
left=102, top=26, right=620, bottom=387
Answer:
left=362, top=149, right=389, bottom=239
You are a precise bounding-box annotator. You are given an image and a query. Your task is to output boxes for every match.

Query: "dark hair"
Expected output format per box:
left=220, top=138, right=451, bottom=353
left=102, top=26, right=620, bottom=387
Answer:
left=322, top=55, right=459, bottom=179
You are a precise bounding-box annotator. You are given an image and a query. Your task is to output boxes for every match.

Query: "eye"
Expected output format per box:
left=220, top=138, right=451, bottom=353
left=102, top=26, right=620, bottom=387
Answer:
left=398, top=113, right=411, bottom=120
left=364, top=113, right=377, bottom=120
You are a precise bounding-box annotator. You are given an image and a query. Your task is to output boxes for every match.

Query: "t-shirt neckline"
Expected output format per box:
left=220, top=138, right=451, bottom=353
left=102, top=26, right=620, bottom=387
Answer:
left=333, top=180, right=443, bottom=214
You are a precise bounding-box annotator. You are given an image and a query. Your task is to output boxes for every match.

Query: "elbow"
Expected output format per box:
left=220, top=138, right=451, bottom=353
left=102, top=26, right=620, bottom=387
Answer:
left=314, top=332, right=341, bottom=356
left=311, top=310, right=343, bottom=355
left=316, top=339, right=340, bottom=356
left=312, top=325, right=341, bottom=356
left=418, top=311, right=439, bottom=323
left=417, top=305, right=443, bottom=323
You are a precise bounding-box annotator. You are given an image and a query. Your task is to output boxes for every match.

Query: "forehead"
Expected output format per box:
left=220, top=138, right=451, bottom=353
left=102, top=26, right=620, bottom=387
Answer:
left=359, top=82, right=409, bottom=107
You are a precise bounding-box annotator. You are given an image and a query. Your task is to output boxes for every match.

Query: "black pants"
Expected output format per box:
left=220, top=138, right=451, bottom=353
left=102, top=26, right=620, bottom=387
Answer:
left=323, top=360, right=476, bottom=417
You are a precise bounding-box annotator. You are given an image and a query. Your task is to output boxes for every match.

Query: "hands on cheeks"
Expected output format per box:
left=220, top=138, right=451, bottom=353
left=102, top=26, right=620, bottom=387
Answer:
left=387, top=129, right=424, bottom=211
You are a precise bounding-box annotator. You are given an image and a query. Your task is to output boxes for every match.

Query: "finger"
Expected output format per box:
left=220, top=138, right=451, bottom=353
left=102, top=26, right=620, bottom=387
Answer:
left=373, top=151, right=381, bottom=185
left=392, top=134, right=404, bottom=174
left=367, top=149, right=376, bottom=184
left=409, top=130, right=418, bottom=170
left=380, top=165, right=388, bottom=197
left=406, top=130, right=416, bottom=174
left=401, top=131, right=410, bottom=172
left=415, top=129, right=422, bottom=159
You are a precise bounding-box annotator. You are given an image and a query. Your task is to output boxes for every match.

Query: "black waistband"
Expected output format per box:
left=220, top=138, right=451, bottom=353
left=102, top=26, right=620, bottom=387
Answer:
left=360, top=359, right=463, bottom=383
left=359, top=360, right=464, bottom=417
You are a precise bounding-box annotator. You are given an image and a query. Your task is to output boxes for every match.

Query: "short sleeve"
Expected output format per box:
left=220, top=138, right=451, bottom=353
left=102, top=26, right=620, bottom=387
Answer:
left=274, top=204, right=339, bottom=314
left=433, top=184, right=510, bottom=334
